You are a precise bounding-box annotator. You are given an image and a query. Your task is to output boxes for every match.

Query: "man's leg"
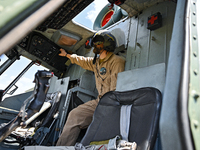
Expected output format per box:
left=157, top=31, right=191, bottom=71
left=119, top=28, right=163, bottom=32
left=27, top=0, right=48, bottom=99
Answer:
left=56, top=99, right=98, bottom=146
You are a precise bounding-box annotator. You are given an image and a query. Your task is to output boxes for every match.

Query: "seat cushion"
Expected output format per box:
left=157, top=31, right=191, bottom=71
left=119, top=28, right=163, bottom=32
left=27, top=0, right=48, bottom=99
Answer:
left=81, top=87, right=162, bottom=150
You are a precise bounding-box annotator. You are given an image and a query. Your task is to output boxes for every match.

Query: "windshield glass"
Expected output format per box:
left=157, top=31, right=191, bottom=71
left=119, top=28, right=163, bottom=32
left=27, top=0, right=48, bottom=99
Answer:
left=73, top=0, right=109, bottom=29
left=0, top=55, right=47, bottom=101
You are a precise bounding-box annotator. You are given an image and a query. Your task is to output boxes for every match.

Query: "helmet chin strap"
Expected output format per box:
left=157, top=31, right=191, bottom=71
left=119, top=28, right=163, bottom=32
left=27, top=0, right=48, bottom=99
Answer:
left=93, top=53, right=97, bottom=64
left=93, top=47, right=104, bottom=64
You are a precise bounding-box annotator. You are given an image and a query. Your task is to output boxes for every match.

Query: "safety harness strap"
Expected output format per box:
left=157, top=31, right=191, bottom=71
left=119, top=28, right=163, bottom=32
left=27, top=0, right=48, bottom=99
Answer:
left=120, top=105, right=132, bottom=141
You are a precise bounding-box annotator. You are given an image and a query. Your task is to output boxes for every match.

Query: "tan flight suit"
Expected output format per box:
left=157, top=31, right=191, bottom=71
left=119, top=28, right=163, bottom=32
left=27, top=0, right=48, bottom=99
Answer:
left=56, top=52, right=125, bottom=146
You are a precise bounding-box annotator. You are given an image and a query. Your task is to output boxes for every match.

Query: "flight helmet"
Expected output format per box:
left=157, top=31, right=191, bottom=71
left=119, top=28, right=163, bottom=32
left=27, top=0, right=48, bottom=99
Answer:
left=92, top=30, right=116, bottom=52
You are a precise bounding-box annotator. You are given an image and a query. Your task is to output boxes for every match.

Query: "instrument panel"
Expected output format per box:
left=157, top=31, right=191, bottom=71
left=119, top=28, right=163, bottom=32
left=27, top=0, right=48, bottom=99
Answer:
left=30, top=35, right=56, bottom=62
left=19, top=31, right=69, bottom=75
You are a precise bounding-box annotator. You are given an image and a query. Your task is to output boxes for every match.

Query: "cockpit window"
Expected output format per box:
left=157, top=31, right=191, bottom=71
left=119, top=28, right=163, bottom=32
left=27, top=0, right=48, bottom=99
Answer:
left=0, top=55, right=47, bottom=101
left=73, top=0, right=109, bottom=29
left=0, top=54, right=7, bottom=64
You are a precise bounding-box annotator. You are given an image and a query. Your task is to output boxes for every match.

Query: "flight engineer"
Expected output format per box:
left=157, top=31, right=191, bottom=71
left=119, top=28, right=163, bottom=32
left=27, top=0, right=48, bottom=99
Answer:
left=56, top=30, right=125, bottom=146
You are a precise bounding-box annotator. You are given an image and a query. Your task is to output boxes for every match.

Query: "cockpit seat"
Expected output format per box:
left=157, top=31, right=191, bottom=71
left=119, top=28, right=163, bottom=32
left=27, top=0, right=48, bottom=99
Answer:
left=80, top=87, right=162, bottom=150
left=3, top=91, right=62, bottom=146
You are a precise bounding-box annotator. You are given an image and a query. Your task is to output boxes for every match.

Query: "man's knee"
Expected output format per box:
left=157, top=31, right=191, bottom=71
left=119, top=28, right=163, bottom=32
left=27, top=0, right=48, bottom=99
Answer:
left=67, top=108, right=80, bottom=120
left=66, top=105, right=93, bottom=127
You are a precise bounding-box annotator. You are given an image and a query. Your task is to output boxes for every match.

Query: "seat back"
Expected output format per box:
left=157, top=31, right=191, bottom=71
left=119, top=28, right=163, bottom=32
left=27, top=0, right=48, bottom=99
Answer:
left=81, top=87, right=162, bottom=150
left=116, top=63, right=165, bottom=93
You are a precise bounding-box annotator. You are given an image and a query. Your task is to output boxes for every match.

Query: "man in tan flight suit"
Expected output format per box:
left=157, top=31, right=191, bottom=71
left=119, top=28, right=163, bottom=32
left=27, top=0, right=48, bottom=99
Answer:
left=56, top=30, right=125, bottom=146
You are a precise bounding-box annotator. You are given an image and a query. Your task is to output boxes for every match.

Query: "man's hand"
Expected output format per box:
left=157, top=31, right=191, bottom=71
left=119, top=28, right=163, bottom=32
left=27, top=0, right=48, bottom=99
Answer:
left=59, top=48, right=67, bottom=57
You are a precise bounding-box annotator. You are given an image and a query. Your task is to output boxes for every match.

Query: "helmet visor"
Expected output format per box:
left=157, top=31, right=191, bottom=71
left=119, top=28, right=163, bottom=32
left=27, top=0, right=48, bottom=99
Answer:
left=93, top=41, right=103, bottom=46
left=92, top=35, right=104, bottom=43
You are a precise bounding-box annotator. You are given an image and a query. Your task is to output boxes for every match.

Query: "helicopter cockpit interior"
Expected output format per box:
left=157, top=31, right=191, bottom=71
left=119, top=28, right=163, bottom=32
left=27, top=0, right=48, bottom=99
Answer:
left=0, top=0, right=199, bottom=150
